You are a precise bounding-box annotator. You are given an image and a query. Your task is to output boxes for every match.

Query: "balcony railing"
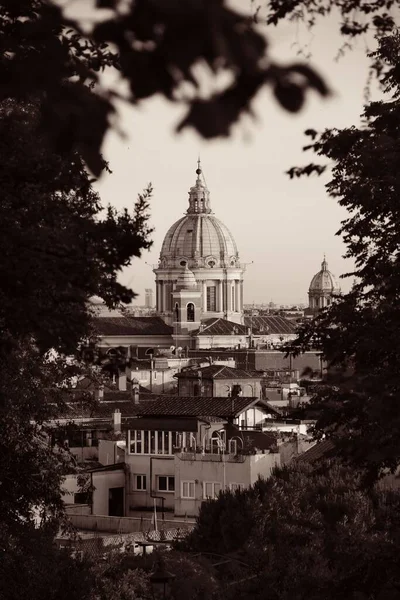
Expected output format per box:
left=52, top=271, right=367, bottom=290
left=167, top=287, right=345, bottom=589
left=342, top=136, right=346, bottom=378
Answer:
left=176, top=451, right=246, bottom=463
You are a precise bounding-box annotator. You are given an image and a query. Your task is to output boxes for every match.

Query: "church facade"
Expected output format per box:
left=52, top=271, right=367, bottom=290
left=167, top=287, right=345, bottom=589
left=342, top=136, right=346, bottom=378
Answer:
left=153, top=162, right=245, bottom=342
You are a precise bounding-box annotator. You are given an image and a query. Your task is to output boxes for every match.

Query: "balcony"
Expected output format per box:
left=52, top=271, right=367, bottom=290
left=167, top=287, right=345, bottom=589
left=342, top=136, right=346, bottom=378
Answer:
left=175, top=448, right=246, bottom=463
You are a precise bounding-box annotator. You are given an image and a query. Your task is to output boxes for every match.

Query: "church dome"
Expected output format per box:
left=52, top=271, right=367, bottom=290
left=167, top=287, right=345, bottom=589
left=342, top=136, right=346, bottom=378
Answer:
left=176, top=265, right=197, bottom=290
left=309, top=257, right=340, bottom=292
left=159, top=162, right=239, bottom=270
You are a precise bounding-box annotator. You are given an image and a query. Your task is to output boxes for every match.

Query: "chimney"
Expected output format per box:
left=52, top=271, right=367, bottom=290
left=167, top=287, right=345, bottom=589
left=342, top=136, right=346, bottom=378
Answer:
left=118, top=371, right=127, bottom=391
left=94, top=386, right=104, bottom=401
left=113, top=408, right=121, bottom=434
left=131, top=377, right=140, bottom=404
left=126, top=365, right=132, bottom=391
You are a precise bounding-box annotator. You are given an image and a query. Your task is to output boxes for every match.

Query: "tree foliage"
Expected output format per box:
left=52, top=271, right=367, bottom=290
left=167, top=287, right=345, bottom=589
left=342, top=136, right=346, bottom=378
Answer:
left=182, top=462, right=400, bottom=600
left=0, top=98, right=152, bottom=354
left=285, top=32, right=400, bottom=479
left=0, top=0, right=332, bottom=175
left=266, top=0, right=397, bottom=41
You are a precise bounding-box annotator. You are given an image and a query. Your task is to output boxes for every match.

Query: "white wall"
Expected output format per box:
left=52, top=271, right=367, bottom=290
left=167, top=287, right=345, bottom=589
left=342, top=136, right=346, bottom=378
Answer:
left=61, top=470, right=125, bottom=516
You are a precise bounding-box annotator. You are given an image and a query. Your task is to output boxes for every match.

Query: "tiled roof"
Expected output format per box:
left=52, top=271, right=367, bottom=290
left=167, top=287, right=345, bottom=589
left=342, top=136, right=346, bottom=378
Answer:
left=93, top=316, right=173, bottom=336
left=294, top=439, right=336, bottom=464
left=193, top=318, right=248, bottom=337
left=62, top=399, right=140, bottom=420
left=135, top=396, right=260, bottom=418
left=244, top=315, right=297, bottom=335
left=58, top=390, right=155, bottom=421
left=175, top=364, right=261, bottom=380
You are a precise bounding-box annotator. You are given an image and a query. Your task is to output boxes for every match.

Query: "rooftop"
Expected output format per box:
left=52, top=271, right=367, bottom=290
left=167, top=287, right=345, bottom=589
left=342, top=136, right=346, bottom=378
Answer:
left=175, top=364, right=261, bottom=380
left=244, top=315, right=297, bottom=335
left=92, top=316, right=173, bottom=337
left=294, top=439, right=336, bottom=464
left=194, top=318, right=248, bottom=337
left=132, top=396, right=263, bottom=419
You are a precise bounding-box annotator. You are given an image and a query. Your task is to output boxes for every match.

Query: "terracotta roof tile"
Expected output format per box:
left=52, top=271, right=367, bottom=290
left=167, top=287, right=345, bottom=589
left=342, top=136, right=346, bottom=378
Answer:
left=135, top=396, right=260, bottom=418
left=93, top=316, right=172, bottom=336
left=294, top=439, right=335, bottom=464
left=244, top=315, right=297, bottom=335
left=194, top=318, right=248, bottom=337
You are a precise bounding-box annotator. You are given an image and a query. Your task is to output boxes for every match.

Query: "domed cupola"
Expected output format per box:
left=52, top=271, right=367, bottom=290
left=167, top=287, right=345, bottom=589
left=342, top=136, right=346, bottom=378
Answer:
left=154, top=161, right=245, bottom=326
left=158, top=160, right=239, bottom=271
left=308, top=256, right=340, bottom=313
left=176, top=265, right=197, bottom=290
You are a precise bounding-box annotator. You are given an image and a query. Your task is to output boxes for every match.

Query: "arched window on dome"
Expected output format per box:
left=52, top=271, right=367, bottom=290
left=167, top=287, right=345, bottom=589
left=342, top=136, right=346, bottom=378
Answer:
left=187, top=303, right=195, bottom=322
left=175, top=303, right=179, bottom=322
left=231, top=285, right=235, bottom=312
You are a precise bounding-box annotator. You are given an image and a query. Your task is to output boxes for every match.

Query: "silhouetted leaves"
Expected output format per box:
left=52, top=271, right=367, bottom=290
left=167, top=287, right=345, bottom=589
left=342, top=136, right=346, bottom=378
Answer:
left=0, top=99, right=153, bottom=353
left=0, top=0, right=332, bottom=173
left=287, top=32, right=400, bottom=478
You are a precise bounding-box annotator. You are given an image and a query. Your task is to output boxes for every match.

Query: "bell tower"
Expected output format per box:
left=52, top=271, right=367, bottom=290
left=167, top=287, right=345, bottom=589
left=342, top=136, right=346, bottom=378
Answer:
left=172, top=266, right=202, bottom=348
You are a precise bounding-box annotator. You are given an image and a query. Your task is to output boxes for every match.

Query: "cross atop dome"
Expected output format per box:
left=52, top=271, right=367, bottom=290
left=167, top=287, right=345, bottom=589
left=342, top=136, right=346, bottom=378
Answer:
left=187, top=159, right=212, bottom=214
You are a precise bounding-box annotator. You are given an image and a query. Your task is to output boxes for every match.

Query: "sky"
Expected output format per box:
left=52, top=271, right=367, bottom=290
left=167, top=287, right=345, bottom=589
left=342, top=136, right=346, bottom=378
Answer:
left=72, top=2, right=382, bottom=306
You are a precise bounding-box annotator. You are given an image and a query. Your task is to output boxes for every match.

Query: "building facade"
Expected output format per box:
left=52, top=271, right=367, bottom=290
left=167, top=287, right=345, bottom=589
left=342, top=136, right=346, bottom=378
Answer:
left=154, top=162, right=245, bottom=328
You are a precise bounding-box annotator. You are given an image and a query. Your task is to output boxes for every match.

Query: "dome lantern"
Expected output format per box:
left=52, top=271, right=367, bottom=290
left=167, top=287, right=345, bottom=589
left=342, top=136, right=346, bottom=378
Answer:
left=187, top=159, right=212, bottom=215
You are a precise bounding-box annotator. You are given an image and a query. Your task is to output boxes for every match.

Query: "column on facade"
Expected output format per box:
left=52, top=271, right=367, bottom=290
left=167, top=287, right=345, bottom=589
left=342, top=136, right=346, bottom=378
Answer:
left=240, top=280, right=243, bottom=312
left=218, top=280, right=223, bottom=313
left=162, top=282, right=166, bottom=312
left=165, top=281, right=170, bottom=312
left=159, top=282, right=163, bottom=312
left=235, top=280, right=240, bottom=313
left=202, top=280, right=207, bottom=312
left=156, top=282, right=159, bottom=312
left=226, top=279, right=231, bottom=313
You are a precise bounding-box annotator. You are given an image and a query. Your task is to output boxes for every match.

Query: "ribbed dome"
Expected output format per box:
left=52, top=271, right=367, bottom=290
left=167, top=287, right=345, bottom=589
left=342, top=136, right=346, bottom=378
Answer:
left=159, top=162, right=239, bottom=269
left=309, top=257, right=340, bottom=292
left=176, top=265, right=197, bottom=290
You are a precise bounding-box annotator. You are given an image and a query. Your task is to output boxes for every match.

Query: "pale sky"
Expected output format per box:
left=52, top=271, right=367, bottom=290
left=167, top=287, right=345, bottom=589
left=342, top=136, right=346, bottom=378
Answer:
left=84, top=3, right=382, bottom=306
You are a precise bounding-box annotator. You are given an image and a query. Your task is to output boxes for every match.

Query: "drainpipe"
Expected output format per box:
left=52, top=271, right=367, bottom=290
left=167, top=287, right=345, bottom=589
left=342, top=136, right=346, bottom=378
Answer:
left=90, top=472, right=94, bottom=515
left=150, top=456, right=170, bottom=520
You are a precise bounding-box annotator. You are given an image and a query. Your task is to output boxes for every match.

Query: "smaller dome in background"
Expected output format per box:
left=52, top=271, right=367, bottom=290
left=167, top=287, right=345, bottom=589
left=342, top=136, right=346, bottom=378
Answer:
left=309, top=257, right=340, bottom=293
left=176, top=265, right=197, bottom=290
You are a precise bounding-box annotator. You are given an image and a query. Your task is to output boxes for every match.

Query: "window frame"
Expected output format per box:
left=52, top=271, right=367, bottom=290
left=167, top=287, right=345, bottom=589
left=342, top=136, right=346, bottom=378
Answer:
left=134, top=474, right=147, bottom=491
left=187, top=302, right=195, bottom=322
left=206, top=285, right=216, bottom=312
left=157, top=475, right=175, bottom=493
left=229, top=483, right=244, bottom=492
left=203, top=481, right=222, bottom=499
left=181, top=480, right=196, bottom=499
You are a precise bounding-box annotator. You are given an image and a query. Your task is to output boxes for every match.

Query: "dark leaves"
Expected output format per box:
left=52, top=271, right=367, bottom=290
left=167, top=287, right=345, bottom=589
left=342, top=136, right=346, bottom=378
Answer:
left=0, top=0, right=333, bottom=171
left=287, top=163, right=327, bottom=178
left=274, top=81, right=305, bottom=112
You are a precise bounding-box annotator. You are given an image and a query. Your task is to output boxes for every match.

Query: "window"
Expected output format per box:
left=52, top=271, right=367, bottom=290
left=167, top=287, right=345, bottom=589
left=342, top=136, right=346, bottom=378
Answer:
left=175, top=303, right=179, bottom=322
left=74, top=492, right=92, bottom=504
left=228, top=439, right=238, bottom=455
left=231, top=285, right=235, bottom=311
left=204, top=482, right=221, bottom=499
left=187, top=302, right=195, bottom=322
left=230, top=483, right=244, bottom=492
left=134, top=475, right=147, bottom=491
left=157, top=476, right=175, bottom=492
left=206, top=286, right=216, bottom=311
left=181, top=481, right=195, bottom=499
left=129, top=430, right=177, bottom=455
